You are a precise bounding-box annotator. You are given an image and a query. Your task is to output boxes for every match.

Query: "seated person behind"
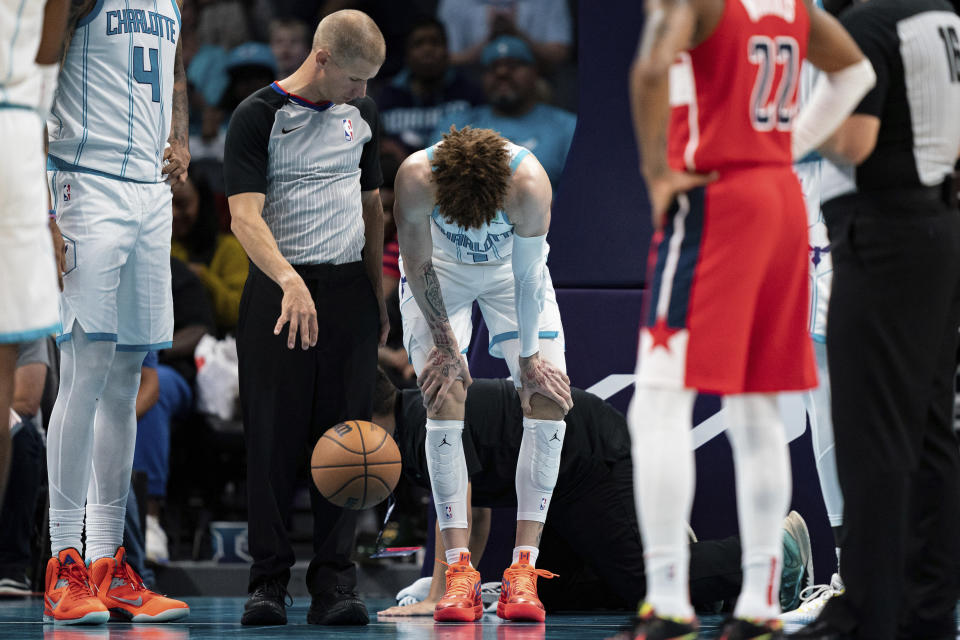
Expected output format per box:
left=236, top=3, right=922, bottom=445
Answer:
left=0, top=338, right=51, bottom=594
left=372, top=370, right=812, bottom=615
left=171, top=176, right=248, bottom=335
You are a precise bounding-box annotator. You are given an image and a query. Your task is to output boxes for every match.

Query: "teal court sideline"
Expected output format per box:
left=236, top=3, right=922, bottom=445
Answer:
left=0, top=597, right=725, bottom=639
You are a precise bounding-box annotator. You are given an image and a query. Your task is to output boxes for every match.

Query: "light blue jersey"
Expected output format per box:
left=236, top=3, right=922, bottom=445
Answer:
left=0, top=0, right=45, bottom=110
left=426, top=140, right=530, bottom=265
left=48, top=0, right=181, bottom=183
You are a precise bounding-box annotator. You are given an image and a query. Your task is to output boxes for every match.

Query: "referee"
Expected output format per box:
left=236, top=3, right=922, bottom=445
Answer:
left=223, top=10, right=387, bottom=627
left=794, top=2, right=960, bottom=639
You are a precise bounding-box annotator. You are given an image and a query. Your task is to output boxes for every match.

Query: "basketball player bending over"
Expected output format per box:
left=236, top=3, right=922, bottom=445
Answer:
left=394, top=126, right=572, bottom=622
left=628, top=0, right=873, bottom=638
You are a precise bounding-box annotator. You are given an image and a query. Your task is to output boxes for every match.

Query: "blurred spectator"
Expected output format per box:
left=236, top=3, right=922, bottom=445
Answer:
left=430, top=36, right=576, bottom=190
left=124, top=354, right=160, bottom=580
left=196, top=1, right=250, bottom=51
left=319, top=0, right=439, bottom=78
left=438, top=0, right=572, bottom=69
left=377, top=17, right=484, bottom=152
left=190, top=42, right=277, bottom=164
left=132, top=260, right=215, bottom=562
left=171, top=176, right=248, bottom=335
left=269, top=18, right=312, bottom=80
left=0, top=339, right=49, bottom=595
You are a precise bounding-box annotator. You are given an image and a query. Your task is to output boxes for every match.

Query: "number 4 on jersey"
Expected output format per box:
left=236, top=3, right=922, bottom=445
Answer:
left=133, top=46, right=161, bottom=103
left=748, top=36, right=800, bottom=131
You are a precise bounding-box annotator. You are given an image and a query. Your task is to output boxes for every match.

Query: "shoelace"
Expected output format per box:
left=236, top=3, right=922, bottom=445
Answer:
left=113, top=555, right=147, bottom=593
left=438, top=561, right=479, bottom=599
left=61, top=562, right=96, bottom=599
left=503, top=566, right=557, bottom=596
left=254, top=581, right=293, bottom=606
left=796, top=582, right=838, bottom=608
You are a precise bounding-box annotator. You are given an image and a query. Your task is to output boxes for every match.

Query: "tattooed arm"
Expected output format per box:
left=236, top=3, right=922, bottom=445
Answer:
left=629, top=0, right=717, bottom=229
left=164, top=0, right=190, bottom=184
left=394, top=151, right=472, bottom=415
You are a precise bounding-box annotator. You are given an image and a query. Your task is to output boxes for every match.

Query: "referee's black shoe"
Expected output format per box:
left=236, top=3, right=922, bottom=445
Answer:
left=787, top=619, right=853, bottom=639
left=307, top=585, right=369, bottom=625
left=241, top=580, right=290, bottom=625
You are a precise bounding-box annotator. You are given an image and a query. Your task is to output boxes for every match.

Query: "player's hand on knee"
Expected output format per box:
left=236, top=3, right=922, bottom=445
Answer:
left=275, top=277, right=317, bottom=350
left=376, top=599, right=438, bottom=617
left=419, top=347, right=470, bottom=413
left=518, top=354, right=573, bottom=415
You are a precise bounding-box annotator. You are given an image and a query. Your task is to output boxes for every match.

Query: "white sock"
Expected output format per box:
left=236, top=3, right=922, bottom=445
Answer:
left=628, top=387, right=697, bottom=620
left=49, top=508, right=85, bottom=556
left=512, top=546, right=539, bottom=567
left=725, top=394, right=791, bottom=620
left=445, top=547, right=470, bottom=566
left=84, top=504, right=125, bottom=563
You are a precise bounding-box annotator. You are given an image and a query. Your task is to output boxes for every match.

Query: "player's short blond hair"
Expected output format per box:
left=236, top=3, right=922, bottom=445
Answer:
left=312, top=10, right=386, bottom=66
left=432, top=127, right=512, bottom=230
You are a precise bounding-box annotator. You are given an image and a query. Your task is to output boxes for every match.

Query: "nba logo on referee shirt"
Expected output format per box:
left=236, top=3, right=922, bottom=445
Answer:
left=342, top=119, right=353, bottom=141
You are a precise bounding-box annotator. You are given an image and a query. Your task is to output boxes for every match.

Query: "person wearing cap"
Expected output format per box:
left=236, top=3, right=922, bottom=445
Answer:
left=430, top=36, right=575, bottom=192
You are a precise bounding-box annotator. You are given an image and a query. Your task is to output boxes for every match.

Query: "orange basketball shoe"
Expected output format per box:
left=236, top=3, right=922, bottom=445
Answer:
left=88, top=547, right=189, bottom=622
left=434, top=560, right=483, bottom=622
left=43, top=548, right=109, bottom=625
left=496, top=563, right=557, bottom=622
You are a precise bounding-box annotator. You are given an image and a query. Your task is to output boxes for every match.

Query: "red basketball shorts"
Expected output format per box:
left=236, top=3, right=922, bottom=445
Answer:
left=636, top=165, right=817, bottom=395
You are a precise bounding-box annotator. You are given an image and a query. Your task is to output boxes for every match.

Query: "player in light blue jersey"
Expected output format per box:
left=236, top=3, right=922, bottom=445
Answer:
left=0, top=0, right=68, bottom=513
left=41, top=0, right=190, bottom=625
left=391, top=126, right=572, bottom=623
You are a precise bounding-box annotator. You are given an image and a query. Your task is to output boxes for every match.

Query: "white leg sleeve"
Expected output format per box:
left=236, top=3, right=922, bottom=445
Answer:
left=47, top=324, right=116, bottom=554
left=425, top=419, right=468, bottom=530
left=85, top=350, right=144, bottom=561
left=724, top=393, right=791, bottom=619
left=628, top=386, right=697, bottom=619
left=516, top=417, right=566, bottom=523
left=803, top=341, right=843, bottom=527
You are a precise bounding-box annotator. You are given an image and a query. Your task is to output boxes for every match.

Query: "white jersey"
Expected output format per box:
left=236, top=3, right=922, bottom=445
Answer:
left=48, top=0, right=181, bottom=183
left=426, top=141, right=532, bottom=265
left=0, top=0, right=44, bottom=110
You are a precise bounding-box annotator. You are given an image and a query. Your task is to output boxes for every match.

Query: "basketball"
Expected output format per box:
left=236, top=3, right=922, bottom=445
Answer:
left=311, top=420, right=402, bottom=510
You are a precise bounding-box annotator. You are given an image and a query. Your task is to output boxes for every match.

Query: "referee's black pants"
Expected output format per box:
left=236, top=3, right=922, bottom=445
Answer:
left=237, top=262, right=379, bottom=596
left=821, top=192, right=960, bottom=640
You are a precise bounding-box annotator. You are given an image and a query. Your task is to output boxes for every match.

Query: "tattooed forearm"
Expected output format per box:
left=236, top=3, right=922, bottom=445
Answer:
left=170, top=37, right=189, bottom=146
left=415, top=261, right=458, bottom=352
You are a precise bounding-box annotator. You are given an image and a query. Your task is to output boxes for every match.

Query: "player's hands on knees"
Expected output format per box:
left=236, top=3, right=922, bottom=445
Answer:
left=518, top=353, right=573, bottom=415
left=419, top=347, right=472, bottom=414
left=646, top=169, right=718, bottom=230
left=376, top=599, right=438, bottom=617
left=275, top=276, right=318, bottom=350
left=162, top=140, right=190, bottom=185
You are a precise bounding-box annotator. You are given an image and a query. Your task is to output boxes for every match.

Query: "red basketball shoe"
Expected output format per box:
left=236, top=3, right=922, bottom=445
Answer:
left=434, top=560, right=483, bottom=622
left=42, top=548, right=109, bottom=625
left=496, top=563, right=557, bottom=622
left=88, top=547, right=189, bottom=622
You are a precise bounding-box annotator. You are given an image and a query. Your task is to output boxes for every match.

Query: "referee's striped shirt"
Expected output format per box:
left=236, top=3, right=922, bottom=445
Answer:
left=822, top=0, right=960, bottom=203
left=223, top=82, right=383, bottom=265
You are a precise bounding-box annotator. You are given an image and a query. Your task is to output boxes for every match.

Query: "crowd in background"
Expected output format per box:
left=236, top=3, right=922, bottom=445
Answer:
left=0, top=0, right=579, bottom=591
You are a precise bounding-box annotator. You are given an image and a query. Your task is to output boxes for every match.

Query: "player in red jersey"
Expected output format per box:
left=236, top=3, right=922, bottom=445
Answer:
left=627, top=1, right=875, bottom=638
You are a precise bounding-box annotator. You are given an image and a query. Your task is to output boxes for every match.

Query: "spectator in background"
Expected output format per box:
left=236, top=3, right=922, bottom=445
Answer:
left=132, top=260, right=216, bottom=562
left=270, top=18, right=312, bottom=80
left=172, top=176, right=248, bottom=335
left=376, top=153, right=415, bottom=388
left=196, top=1, right=250, bottom=52
left=0, top=339, right=50, bottom=595
left=377, top=17, right=484, bottom=153
left=438, top=0, right=572, bottom=69
left=431, top=36, right=576, bottom=191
